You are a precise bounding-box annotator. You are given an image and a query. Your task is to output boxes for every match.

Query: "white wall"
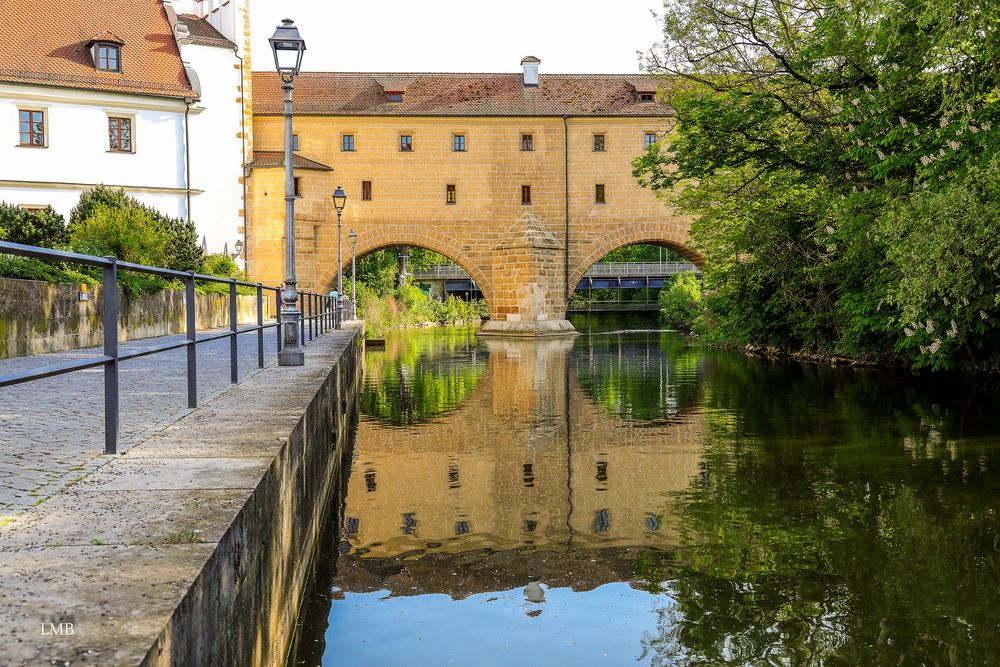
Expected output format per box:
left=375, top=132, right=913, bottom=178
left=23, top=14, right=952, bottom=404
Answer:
left=0, top=83, right=191, bottom=222
left=183, top=43, right=244, bottom=256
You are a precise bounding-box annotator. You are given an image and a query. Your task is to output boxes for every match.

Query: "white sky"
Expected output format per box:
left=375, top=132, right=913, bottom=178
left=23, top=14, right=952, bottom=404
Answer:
left=250, top=0, right=664, bottom=74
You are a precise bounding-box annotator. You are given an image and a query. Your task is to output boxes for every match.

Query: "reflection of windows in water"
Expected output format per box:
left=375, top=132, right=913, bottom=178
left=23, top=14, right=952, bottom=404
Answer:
left=523, top=519, right=538, bottom=532
left=645, top=513, right=660, bottom=532
left=596, top=461, right=608, bottom=482
left=448, top=462, right=460, bottom=488
left=523, top=463, right=534, bottom=487
left=455, top=520, right=470, bottom=535
left=698, top=461, right=710, bottom=484
left=402, top=512, right=417, bottom=534
left=364, top=469, right=376, bottom=492
left=344, top=517, right=360, bottom=536
left=594, top=509, right=610, bottom=532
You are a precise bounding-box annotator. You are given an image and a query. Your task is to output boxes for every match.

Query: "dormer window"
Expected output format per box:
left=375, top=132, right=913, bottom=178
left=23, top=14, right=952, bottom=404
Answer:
left=95, top=43, right=121, bottom=72
left=386, top=92, right=403, bottom=102
left=638, top=92, right=655, bottom=102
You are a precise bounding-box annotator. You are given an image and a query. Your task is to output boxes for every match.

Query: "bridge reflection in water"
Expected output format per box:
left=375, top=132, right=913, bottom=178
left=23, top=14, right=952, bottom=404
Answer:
left=337, top=327, right=707, bottom=593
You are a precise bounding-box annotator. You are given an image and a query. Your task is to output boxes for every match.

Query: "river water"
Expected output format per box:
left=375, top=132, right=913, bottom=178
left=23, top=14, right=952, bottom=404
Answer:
left=286, top=314, right=1000, bottom=666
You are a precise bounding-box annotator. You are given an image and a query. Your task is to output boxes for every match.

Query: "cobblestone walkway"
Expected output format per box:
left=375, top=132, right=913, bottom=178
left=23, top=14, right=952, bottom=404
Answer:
left=0, top=325, right=329, bottom=516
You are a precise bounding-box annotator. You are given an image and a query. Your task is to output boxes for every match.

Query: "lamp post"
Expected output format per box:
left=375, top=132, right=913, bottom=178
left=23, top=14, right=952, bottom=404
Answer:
left=348, top=229, right=358, bottom=319
left=270, top=18, right=306, bottom=366
left=332, top=186, right=347, bottom=328
left=231, top=239, right=243, bottom=261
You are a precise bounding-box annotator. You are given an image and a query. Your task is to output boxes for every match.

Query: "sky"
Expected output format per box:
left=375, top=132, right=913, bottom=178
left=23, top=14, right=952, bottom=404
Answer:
left=250, top=0, right=665, bottom=74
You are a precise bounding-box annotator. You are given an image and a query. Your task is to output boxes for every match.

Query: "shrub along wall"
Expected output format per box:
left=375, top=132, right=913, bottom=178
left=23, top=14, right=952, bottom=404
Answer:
left=0, top=278, right=274, bottom=359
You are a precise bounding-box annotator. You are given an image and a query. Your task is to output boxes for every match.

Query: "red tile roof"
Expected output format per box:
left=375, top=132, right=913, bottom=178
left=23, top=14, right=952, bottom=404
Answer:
left=178, top=14, right=236, bottom=49
left=251, top=72, right=670, bottom=117
left=249, top=151, right=333, bottom=171
left=0, top=0, right=195, bottom=99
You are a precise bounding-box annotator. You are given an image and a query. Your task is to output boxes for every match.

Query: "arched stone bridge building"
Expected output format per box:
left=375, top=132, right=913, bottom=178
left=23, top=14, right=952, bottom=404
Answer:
left=247, top=60, right=696, bottom=334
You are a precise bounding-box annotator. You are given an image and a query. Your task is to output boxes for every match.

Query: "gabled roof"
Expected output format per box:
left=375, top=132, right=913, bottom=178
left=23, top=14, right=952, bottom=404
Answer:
left=248, top=151, right=333, bottom=171
left=251, top=71, right=671, bottom=117
left=177, top=14, right=236, bottom=49
left=0, top=0, right=195, bottom=99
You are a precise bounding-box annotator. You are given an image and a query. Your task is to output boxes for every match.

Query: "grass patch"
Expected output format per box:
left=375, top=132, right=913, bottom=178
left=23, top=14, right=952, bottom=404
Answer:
left=164, top=528, right=202, bottom=544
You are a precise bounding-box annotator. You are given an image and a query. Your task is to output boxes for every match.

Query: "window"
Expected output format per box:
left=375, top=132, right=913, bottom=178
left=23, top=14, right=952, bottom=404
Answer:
left=364, top=468, right=376, bottom=492
left=18, top=109, right=45, bottom=146
left=593, top=134, right=606, bottom=151
left=644, top=132, right=656, bottom=148
left=596, top=461, right=608, bottom=482
left=523, top=463, right=534, bottom=487
left=341, top=134, right=355, bottom=151
left=594, top=509, right=610, bottom=532
left=523, top=519, right=538, bottom=532
left=595, top=184, right=605, bottom=204
left=446, top=184, right=456, bottom=204
left=400, top=134, right=413, bottom=152
left=96, top=43, right=120, bottom=72
left=293, top=177, right=302, bottom=197
left=521, top=185, right=532, bottom=205
left=448, top=463, right=460, bottom=488
left=639, top=92, right=655, bottom=102
left=292, top=134, right=299, bottom=150
left=108, top=116, right=132, bottom=152
left=402, top=512, right=417, bottom=535
left=455, top=520, right=470, bottom=535
left=387, top=92, right=403, bottom=102
left=520, top=133, right=533, bottom=151
left=453, top=134, right=466, bottom=152
left=362, top=180, right=372, bottom=201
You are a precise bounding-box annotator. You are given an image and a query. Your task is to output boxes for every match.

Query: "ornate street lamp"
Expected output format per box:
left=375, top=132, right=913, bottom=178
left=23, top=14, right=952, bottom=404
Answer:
left=270, top=18, right=306, bottom=365
left=231, top=238, right=243, bottom=260
left=332, top=186, right=347, bottom=328
left=348, top=229, right=358, bottom=319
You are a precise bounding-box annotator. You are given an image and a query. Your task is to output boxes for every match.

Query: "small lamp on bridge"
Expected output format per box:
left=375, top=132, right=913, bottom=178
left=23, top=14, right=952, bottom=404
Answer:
left=268, top=19, right=306, bottom=80
left=231, top=239, right=243, bottom=260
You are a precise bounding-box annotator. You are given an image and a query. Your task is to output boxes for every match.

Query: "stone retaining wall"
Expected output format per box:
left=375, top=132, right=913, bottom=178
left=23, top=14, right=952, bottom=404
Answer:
left=0, top=277, right=275, bottom=359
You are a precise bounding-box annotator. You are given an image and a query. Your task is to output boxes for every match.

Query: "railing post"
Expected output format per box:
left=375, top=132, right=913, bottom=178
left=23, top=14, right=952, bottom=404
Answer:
left=229, top=280, right=238, bottom=383
left=185, top=271, right=198, bottom=408
left=318, top=293, right=324, bottom=335
left=256, top=283, right=265, bottom=369
left=102, top=258, right=119, bottom=455
left=275, top=288, right=282, bottom=353
left=300, top=292, right=306, bottom=344
left=308, top=292, right=314, bottom=341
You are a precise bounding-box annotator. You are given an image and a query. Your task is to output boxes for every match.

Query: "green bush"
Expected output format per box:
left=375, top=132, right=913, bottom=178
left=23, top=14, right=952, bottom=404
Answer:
left=201, top=253, right=241, bottom=278
left=0, top=203, right=68, bottom=248
left=0, top=255, right=96, bottom=286
left=70, top=204, right=170, bottom=266
left=70, top=186, right=202, bottom=271
left=659, top=271, right=703, bottom=329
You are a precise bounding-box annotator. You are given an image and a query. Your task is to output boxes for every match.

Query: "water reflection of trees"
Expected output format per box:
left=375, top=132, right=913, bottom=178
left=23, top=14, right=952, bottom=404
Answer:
left=571, top=329, right=704, bottom=422
left=360, top=326, right=487, bottom=425
left=638, top=357, right=1000, bottom=665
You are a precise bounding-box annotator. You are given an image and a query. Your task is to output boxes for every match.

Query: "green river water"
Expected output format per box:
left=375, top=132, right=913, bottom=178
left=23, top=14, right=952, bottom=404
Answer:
left=287, top=314, right=1000, bottom=666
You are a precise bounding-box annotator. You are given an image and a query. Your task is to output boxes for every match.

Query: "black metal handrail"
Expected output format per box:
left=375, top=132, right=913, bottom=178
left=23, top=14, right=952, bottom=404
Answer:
left=0, top=240, right=341, bottom=454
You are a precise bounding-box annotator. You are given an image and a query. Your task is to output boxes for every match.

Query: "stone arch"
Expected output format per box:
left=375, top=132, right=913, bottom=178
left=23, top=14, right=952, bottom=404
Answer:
left=315, top=225, right=493, bottom=307
left=568, top=222, right=703, bottom=299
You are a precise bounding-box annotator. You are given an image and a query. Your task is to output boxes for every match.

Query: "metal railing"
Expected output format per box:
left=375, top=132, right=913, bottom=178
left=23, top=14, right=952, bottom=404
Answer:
left=583, top=261, right=700, bottom=277
left=410, top=261, right=701, bottom=280
left=0, top=241, right=339, bottom=455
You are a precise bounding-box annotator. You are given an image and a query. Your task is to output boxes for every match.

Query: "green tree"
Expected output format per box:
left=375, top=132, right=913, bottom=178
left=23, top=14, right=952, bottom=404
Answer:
left=0, top=203, right=68, bottom=248
left=634, top=0, right=1000, bottom=369
left=659, top=271, right=703, bottom=328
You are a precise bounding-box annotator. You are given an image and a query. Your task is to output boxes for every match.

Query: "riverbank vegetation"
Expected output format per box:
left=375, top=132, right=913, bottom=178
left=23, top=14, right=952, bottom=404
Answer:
left=634, top=0, right=1000, bottom=371
left=0, top=187, right=246, bottom=294
left=346, top=247, right=487, bottom=337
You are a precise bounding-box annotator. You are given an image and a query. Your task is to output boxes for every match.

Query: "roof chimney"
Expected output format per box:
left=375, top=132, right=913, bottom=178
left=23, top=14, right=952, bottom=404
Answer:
left=521, top=56, right=540, bottom=87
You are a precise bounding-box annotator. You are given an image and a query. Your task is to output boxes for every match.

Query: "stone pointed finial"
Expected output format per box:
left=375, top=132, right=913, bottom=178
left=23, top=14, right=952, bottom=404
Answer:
left=201, top=235, right=208, bottom=253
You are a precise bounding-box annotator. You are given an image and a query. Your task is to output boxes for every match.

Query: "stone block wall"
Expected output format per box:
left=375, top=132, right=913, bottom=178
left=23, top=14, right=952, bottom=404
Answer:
left=0, top=278, right=275, bottom=359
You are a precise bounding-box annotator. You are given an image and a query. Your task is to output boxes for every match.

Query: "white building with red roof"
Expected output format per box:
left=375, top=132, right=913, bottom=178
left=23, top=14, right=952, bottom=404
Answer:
left=0, top=0, right=249, bottom=257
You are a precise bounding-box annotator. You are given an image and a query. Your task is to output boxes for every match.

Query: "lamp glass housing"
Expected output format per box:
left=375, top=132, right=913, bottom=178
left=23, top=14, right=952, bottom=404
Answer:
left=332, top=186, right=347, bottom=213
left=269, top=19, right=306, bottom=77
